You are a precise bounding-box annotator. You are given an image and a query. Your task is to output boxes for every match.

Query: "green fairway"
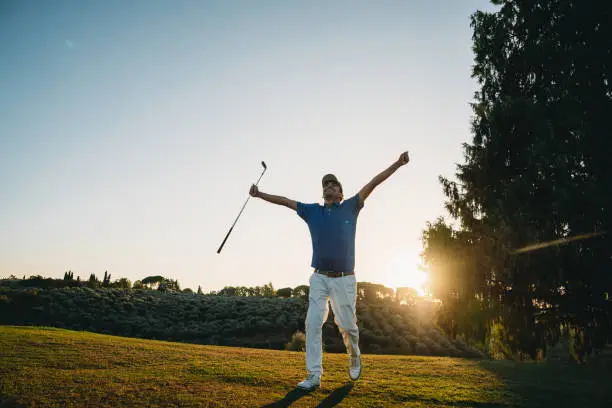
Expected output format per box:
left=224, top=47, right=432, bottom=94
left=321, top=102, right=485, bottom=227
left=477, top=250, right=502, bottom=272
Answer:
left=0, top=326, right=609, bottom=407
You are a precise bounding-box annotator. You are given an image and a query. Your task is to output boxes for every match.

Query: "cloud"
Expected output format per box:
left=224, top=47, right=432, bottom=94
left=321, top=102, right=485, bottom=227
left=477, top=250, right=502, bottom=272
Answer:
left=64, top=40, right=75, bottom=49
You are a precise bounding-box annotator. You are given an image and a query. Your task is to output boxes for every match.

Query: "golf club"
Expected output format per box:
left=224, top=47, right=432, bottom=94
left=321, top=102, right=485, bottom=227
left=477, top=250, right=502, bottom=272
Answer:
left=217, top=161, right=267, bottom=254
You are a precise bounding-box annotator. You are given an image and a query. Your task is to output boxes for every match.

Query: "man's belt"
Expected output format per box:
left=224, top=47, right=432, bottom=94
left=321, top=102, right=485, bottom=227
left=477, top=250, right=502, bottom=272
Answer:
left=314, top=269, right=355, bottom=278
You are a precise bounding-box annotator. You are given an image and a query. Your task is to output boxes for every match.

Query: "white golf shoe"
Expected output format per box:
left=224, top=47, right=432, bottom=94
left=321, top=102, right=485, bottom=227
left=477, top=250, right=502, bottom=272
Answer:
left=349, top=355, right=362, bottom=381
left=297, top=373, right=320, bottom=391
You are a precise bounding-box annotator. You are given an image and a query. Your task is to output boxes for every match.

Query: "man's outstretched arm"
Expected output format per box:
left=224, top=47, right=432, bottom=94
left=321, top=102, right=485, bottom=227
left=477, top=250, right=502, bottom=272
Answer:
left=250, top=185, right=298, bottom=211
left=358, top=151, right=410, bottom=203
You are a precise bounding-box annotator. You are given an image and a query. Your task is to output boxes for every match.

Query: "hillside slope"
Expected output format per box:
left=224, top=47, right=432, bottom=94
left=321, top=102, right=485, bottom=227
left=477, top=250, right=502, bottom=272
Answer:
left=0, top=287, right=479, bottom=357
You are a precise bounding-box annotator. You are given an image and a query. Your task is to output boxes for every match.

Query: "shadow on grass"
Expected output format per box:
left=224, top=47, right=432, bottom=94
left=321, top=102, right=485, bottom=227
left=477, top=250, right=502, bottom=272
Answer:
left=261, top=383, right=354, bottom=408
left=394, top=395, right=508, bottom=407
left=315, top=383, right=354, bottom=408
left=0, top=396, right=27, bottom=408
left=478, top=359, right=612, bottom=408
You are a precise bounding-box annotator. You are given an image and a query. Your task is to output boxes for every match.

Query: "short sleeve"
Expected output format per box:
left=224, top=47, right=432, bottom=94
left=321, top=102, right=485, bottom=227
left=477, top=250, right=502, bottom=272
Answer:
left=344, top=194, right=364, bottom=214
left=297, top=202, right=317, bottom=222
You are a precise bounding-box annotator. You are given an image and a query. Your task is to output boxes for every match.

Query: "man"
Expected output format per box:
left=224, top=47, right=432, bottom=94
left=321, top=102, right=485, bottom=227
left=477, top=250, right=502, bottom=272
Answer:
left=249, top=151, right=410, bottom=390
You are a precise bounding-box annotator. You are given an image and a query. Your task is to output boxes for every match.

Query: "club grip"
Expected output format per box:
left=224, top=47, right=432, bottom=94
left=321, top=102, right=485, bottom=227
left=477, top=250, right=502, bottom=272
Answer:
left=217, top=226, right=234, bottom=253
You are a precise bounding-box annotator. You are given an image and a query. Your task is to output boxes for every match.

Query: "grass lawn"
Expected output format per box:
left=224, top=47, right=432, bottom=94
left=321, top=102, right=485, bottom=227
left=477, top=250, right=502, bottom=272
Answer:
left=1, top=325, right=610, bottom=407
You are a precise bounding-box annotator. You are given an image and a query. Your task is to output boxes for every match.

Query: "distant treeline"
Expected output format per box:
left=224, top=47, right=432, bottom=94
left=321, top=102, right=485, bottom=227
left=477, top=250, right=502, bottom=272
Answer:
left=0, top=276, right=482, bottom=358
left=2, top=272, right=426, bottom=305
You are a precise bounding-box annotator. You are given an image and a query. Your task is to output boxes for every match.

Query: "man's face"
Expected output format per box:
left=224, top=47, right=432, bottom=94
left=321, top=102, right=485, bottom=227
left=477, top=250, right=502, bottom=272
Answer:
left=323, top=180, right=343, bottom=201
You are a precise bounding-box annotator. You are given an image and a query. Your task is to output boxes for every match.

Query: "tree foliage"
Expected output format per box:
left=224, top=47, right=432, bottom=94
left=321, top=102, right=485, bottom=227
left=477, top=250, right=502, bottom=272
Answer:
left=277, top=287, right=293, bottom=298
left=423, top=0, right=612, bottom=360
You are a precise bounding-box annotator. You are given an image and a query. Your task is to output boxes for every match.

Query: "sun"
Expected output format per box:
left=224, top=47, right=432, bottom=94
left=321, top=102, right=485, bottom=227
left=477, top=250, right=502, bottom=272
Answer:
left=383, top=253, right=428, bottom=296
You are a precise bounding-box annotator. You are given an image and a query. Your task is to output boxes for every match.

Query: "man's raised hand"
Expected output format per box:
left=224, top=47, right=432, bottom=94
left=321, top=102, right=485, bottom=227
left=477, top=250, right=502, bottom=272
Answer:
left=249, top=184, right=259, bottom=197
left=397, top=151, right=410, bottom=166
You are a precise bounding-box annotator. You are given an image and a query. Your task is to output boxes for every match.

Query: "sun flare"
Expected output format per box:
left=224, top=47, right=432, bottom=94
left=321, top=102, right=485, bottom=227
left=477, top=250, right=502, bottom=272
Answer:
left=384, top=253, right=428, bottom=296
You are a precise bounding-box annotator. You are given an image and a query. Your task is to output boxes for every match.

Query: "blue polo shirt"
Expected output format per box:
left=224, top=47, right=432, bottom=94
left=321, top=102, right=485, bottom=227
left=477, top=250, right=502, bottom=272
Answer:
left=297, top=194, right=364, bottom=272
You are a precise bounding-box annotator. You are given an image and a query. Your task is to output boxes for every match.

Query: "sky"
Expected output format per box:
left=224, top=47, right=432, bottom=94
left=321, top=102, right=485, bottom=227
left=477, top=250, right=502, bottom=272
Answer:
left=0, top=0, right=498, bottom=294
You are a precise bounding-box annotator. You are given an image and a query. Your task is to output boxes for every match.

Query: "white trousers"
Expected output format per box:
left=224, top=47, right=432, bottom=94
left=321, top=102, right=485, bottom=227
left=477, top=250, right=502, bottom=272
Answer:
left=305, top=272, right=360, bottom=375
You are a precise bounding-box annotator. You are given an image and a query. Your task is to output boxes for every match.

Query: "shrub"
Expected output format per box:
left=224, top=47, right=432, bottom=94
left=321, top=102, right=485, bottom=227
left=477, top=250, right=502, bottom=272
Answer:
left=427, top=341, right=447, bottom=356
left=285, top=331, right=306, bottom=351
left=488, top=322, right=513, bottom=360
left=415, top=342, right=430, bottom=355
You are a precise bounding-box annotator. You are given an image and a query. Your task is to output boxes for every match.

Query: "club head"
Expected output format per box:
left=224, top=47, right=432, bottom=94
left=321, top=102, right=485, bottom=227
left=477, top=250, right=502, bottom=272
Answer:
left=261, top=161, right=267, bottom=169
